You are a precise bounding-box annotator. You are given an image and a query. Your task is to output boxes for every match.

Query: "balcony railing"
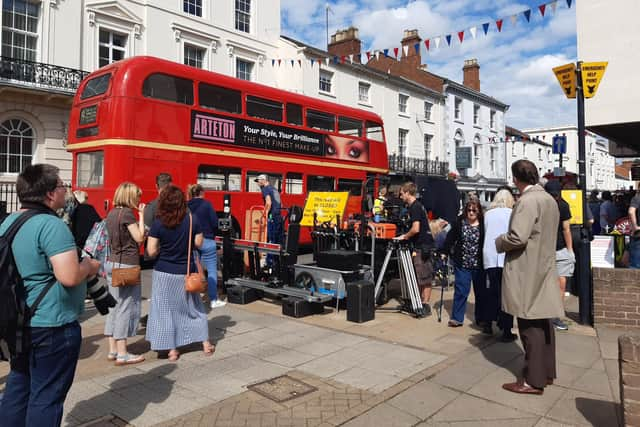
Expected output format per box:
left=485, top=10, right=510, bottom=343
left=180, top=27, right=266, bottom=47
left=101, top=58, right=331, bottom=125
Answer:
left=388, top=154, right=449, bottom=177
left=0, top=56, right=89, bottom=93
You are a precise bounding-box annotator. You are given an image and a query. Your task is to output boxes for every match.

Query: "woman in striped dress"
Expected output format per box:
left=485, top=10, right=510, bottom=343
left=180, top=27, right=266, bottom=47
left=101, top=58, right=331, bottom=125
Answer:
left=146, top=185, right=213, bottom=361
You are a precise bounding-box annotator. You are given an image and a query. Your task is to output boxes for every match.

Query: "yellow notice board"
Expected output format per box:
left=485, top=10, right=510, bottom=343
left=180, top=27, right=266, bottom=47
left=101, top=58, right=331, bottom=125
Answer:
left=561, top=190, right=583, bottom=225
left=300, top=192, right=349, bottom=227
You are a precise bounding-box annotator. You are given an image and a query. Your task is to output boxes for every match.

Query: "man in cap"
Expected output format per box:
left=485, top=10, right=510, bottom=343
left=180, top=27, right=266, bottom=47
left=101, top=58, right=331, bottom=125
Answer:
left=544, top=180, right=574, bottom=331
left=255, top=174, right=282, bottom=267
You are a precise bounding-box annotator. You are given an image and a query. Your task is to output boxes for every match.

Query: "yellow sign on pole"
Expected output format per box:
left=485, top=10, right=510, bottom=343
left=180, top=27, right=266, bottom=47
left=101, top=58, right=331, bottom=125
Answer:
left=562, top=190, right=583, bottom=225
left=552, top=63, right=576, bottom=99
left=300, top=192, right=349, bottom=227
left=581, top=61, right=608, bottom=98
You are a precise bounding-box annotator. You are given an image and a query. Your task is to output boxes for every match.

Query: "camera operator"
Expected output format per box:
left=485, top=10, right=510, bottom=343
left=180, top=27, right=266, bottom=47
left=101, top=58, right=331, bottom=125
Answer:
left=396, top=182, right=434, bottom=316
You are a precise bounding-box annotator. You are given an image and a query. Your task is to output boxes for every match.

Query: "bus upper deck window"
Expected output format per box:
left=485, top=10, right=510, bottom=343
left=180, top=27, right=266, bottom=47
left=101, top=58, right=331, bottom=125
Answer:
left=338, top=117, right=363, bottom=138
left=80, top=74, right=111, bottom=100
left=246, top=96, right=283, bottom=122
left=142, top=73, right=194, bottom=105
left=307, top=110, right=335, bottom=131
left=198, top=83, right=241, bottom=114
left=366, top=121, right=384, bottom=142
left=286, top=103, right=303, bottom=126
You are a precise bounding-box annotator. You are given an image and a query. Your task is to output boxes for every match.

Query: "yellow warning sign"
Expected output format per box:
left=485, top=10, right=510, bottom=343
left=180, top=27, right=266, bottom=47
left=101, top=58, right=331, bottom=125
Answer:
left=581, top=61, right=607, bottom=99
left=562, top=190, right=583, bottom=225
left=552, top=63, right=576, bottom=99
left=300, top=192, right=349, bottom=227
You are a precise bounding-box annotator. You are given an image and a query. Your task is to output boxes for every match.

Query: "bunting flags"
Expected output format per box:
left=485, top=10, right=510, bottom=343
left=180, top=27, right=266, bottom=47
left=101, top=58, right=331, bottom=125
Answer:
left=264, top=0, right=572, bottom=68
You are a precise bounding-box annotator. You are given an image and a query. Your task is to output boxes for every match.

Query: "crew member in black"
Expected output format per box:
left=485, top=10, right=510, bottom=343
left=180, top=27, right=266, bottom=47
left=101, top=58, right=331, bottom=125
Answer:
left=398, top=181, right=434, bottom=316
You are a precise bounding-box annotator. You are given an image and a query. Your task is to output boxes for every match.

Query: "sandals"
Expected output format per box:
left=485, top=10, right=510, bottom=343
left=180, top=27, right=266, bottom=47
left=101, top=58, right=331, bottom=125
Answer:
left=168, top=350, right=180, bottom=362
left=203, top=342, right=215, bottom=356
left=114, top=353, right=145, bottom=366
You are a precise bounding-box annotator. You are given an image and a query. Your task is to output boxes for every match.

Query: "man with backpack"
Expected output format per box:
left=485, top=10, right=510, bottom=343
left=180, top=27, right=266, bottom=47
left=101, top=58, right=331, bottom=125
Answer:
left=0, top=164, right=100, bottom=427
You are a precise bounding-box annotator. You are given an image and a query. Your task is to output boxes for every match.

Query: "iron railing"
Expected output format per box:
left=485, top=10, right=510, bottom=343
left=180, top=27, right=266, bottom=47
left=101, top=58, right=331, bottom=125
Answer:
left=0, top=56, right=89, bottom=92
left=0, top=182, right=18, bottom=214
left=388, top=154, right=449, bottom=177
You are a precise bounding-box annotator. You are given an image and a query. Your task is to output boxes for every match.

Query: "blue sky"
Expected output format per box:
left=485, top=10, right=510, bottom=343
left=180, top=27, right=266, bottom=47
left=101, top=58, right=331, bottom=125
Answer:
left=280, top=0, right=578, bottom=131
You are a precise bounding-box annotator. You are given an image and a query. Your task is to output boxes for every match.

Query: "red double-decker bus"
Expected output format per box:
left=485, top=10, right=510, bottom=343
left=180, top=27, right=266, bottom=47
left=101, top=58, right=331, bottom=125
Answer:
left=67, top=56, right=388, bottom=244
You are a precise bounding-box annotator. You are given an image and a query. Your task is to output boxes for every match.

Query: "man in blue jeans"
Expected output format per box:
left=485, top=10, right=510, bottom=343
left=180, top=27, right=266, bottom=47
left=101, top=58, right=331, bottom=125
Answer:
left=629, top=185, right=640, bottom=269
left=255, top=174, right=282, bottom=268
left=0, top=164, right=100, bottom=427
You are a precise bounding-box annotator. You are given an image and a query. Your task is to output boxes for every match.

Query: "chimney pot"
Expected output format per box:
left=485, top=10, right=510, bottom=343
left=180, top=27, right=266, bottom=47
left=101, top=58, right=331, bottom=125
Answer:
left=462, top=58, right=480, bottom=91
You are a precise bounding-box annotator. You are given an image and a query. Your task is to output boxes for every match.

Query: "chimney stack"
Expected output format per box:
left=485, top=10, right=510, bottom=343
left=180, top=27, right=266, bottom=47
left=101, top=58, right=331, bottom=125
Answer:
left=463, top=59, right=480, bottom=91
left=400, top=29, right=422, bottom=69
left=327, top=27, right=361, bottom=63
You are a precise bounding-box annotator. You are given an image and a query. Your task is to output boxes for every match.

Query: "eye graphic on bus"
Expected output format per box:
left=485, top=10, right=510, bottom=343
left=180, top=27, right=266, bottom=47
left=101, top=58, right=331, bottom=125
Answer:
left=324, top=135, right=369, bottom=162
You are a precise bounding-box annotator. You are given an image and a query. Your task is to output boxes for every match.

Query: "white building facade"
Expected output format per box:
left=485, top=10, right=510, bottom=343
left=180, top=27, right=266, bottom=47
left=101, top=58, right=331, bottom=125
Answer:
left=504, top=135, right=554, bottom=183
left=1, top=0, right=282, bottom=183
left=524, top=126, right=616, bottom=190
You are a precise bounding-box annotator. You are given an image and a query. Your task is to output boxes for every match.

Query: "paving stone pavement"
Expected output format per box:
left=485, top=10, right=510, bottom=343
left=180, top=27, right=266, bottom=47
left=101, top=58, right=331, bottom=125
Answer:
left=0, top=274, right=627, bottom=426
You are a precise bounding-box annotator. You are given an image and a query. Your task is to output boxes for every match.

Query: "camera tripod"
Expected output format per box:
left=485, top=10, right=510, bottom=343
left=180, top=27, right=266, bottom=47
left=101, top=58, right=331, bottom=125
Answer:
left=374, top=239, right=427, bottom=318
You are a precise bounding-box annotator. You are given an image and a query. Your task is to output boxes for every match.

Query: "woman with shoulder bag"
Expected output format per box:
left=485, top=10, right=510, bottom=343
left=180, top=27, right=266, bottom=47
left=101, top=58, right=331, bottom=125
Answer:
left=104, top=182, right=146, bottom=366
left=146, top=185, right=213, bottom=361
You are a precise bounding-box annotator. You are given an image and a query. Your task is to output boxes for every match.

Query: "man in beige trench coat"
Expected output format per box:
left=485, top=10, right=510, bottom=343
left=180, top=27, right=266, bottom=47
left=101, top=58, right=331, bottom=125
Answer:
left=496, top=160, right=564, bottom=395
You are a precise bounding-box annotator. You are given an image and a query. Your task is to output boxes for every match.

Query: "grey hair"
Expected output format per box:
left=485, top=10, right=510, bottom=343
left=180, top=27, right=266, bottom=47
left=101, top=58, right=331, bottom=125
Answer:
left=490, top=189, right=515, bottom=209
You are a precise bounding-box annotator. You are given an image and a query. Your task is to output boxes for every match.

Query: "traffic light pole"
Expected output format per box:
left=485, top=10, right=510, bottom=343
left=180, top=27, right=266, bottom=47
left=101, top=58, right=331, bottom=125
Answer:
left=575, top=61, right=592, bottom=325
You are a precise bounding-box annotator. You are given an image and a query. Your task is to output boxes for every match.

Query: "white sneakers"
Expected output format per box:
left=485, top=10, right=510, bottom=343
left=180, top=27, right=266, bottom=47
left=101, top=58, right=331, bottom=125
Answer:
left=210, top=299, right=227, bottom=309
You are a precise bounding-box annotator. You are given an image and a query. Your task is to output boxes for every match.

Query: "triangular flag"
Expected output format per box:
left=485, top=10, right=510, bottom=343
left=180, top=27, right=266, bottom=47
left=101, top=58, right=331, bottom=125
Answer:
left=425, top=39, right=430, bottom=50
left=310, top=59, right=315, bottom=67
left=393, top=47, right=399, bottom=58
left=510, top=14, right=518, bottom=26
left=366, top=51, right=372, bottom=61
left=298, top=59, right=302, bottom=67
left=434, top=37, right=441, bottom=49
left=402, top=45, right=409, bottom=57
left=333, top=56, right=339, bottom=64
left=445, top=34, right=452, bottom=46
left=566, top=0, right=572, bottom=8
left=375, top=51, right=380, bottom=60
left=325, top=57, right=330, bottom=66
left=340, top=55, right=346, bottom=64
left=482, top=22, right=490, bottom=35
left=271, top=59, right=275, bottom=67
left=348, top=54, right=353, bottom=64
left=414, top=42, right=420, bottom=55
left=496, top=19, right=503, bottom=32
left=550, top=1, right=558, bottom=13
left=469, top=26, right=477, bottom=39
left=539, top=4, right=546, bottom=16
left=278, top=59, right=281, bottom=66
left=458, top=31, right=464, bottom=43
left=290, top=59, right=294, bottom=67
left=357, top=53, right=362, bottom=63
left=523, top=9, right=531, bottom=22
left=383, top=48, right=389, bottom=57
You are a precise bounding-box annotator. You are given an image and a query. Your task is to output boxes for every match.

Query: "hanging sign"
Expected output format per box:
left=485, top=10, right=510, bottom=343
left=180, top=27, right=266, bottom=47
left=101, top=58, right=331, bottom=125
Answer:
left=581, top=61, right=608, bottom=98
left=552, top=63, right=576, bottom=99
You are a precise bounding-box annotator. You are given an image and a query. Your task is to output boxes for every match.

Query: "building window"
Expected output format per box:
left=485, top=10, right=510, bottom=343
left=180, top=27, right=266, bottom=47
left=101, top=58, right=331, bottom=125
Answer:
left=319, top=70, right=332, bottom=93
left=490, top=110, right=496, bottom=129
left=0, top=118, right=34, bottom=173
left=454, top=97, right=462, bottom=121
left=398, top=94, right=409, bottom=114
left=474, top=136, right=481, bottom=171
left=490, top=147, right=497, bottom=173
left=236, top=58, right=253, bottom=81
left=473, top=104, right=480, bottom=125
left=1, top=0, right=39, bottom=61
left=424, top=101, right=432, bottom=121
left=358, top=82, right=370, bottom=103
left=183, top=0, right=202, bottom=17
left=538, top=148, right=543, bottom=160
left=398, top=129, right=408, bottom=158
left=98, top=29, right=127, bottom=67
left=184, top=44, right=204, bottom=68
left=424, top=134, right=432, bottom=160
left=235, top=0, right=251, bottom=33
left=511, top=142, right=516, bottom=156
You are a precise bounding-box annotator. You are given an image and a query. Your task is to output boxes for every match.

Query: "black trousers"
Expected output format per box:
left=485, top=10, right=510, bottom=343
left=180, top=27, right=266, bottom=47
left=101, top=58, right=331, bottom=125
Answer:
left=485, top=268, right=514, bottom=331
left=517, top=318, right=556, bottom=389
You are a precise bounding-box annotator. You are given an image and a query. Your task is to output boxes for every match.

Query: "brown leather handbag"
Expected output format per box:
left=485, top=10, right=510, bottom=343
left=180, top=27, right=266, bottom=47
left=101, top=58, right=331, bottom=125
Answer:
left=111, top=208, right=141, bottom=287
left=185, top=213, right=207, bottom=293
